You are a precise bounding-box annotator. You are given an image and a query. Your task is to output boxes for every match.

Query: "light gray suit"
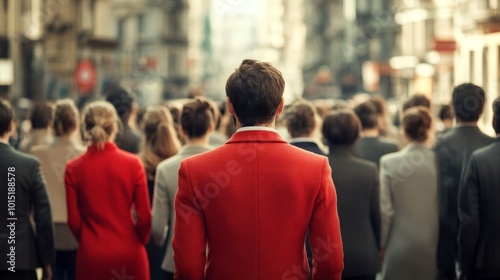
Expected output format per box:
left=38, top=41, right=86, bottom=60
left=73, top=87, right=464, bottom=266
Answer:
left=152, top=145, right=212, bottom=273
left=380, top=143, right=439, bottom=280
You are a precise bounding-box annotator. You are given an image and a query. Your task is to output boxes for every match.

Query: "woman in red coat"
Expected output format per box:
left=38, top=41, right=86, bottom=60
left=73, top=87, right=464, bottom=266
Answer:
left=65, top=101, right=151, bottom=280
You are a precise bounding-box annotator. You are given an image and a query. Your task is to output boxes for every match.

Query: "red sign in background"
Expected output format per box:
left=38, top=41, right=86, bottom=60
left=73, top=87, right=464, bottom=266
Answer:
left=74, top=59, right=97, bottom=95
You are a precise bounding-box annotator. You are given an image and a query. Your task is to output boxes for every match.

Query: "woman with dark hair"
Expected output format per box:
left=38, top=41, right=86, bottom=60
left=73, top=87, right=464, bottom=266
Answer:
left=20, top=101, right=54, bottom=153
left=65, top=101, right=151, bottom=280
left=139, top=106, right=181, bottom=280
left=322, top=110, right=381, bottom=280
left=380, top=107, right=438, bottom=280
left=33, top=99, right=85, bottom=280
left=152, top=97, right=215, bottom=280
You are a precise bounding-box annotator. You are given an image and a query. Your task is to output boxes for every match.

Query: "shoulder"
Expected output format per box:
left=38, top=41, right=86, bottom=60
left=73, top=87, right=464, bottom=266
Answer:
left=157, top=154, right=182, bottom=172
left=6, top=148, right=39, bottom=168
left=378, top=137, right=399, bottom=149
left=471, top=142, right=497, bottom=161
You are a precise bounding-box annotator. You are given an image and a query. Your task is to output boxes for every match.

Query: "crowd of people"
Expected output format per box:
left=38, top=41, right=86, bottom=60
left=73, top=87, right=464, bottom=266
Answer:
left=0, top=59, right=499, bottom=280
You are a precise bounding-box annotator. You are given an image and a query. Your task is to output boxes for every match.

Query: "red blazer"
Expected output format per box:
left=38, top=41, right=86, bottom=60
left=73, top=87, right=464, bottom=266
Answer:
left=173, top=130, right=344, bottom=280
left=65, top=143, right=151, bottom=280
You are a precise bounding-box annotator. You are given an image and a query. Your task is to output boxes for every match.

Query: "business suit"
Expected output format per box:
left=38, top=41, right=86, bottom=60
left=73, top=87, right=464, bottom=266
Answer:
left=434, top=125, right=494, bottom=278
left=0, top=142, right=54, bottom=277
left=354, top=136, right=399, bottom=168
left=65, top=142, right=151, bottom=280
left=152, top=145, right=212, bottom=274
left=290, top=138, right=327, bottom=156
left=173, top=128, right=344, bottom=280
left=380, top=143, right=438, bottom=280
left=458, top=138, right=500, bottom=279
left=115, top=123, right=141, bottom=154
left=328, top=145, right=380, bottom=279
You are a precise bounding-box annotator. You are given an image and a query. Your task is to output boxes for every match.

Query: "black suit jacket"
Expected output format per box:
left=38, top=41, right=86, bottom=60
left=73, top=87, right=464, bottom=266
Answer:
left=0, top=143, right=54, bottom=271
left=458, top=138, right=500, bottom=278
left=354, top=136, right=399, bottom=169
left=434, top=126, right=494, bottom=274
left=290, top=140, right=326, bottom=156
left=115, top=124, right=141, bottom=154
left=328, top=145, right=381, bottom=277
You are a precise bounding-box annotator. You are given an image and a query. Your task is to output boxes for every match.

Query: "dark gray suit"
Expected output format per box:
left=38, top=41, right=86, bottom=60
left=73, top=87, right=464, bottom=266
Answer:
left=328, top=145, right=381, bottom=278
left=0, top=142, right=54, bottom=273
left=434, top=125, right=494, bottom=278
left=458, top=138, right=500, bottom=279
left=354, top=136, right=399, bottom=169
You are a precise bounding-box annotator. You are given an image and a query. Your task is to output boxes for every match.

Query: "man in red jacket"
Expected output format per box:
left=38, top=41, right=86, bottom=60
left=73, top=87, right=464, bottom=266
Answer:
left=172, top=59, right=344, bottom=280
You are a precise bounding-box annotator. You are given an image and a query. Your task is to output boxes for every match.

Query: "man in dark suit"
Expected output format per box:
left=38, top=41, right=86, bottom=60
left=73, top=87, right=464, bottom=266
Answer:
left=0, top=100, right=54, bottom=280
left=105, top=87, right=141, bottom=153
left=458, top=97, right=500, bottom=280
left=353, top=101, right=398, bottom=168
left=285, top=99, right=326, bottom=155
left=435, top=83, right=494, bottom=280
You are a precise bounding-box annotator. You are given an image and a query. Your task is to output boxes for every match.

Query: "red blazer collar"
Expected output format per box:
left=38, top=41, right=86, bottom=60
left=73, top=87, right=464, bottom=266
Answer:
left=227, top=130, right=287, bottom=144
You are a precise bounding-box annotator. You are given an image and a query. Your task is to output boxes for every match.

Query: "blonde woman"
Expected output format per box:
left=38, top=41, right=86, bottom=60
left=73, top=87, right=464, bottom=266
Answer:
left=139, top=106, right=180, bottom=280
left=65, top=101, right=151, bottom=280
left=32, top=99, right=85, bottom=280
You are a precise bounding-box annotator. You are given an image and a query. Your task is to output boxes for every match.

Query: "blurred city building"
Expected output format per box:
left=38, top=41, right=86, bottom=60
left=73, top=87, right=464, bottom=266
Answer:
left=302, top=0, right=399, bottom=100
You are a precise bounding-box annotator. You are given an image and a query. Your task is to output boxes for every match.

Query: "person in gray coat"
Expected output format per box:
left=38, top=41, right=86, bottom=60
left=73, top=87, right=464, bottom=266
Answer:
left=151, top=98, right=215, bottom=280
left=380, top=107, right=439, bottom=280
left=322, top=109, right=381, bottom=280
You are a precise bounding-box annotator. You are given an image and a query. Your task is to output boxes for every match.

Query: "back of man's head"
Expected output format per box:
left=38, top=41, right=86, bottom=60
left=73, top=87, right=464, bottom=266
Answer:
left=452, top=83, right=485, bottom=123
left=225, top=59, right=285, bottom=126
left=0, top=99, right=14, bottom=137
left=353, top=101, right=378, bottom=130
left=439, top=104, right=453, bottom=121
left=493, top=97, right=500, bottom=134
left=105, top=87, right=134, bottom=123
left=30, top=101, right=54, bottom=130
left=403, top=93, right=431, bottom=112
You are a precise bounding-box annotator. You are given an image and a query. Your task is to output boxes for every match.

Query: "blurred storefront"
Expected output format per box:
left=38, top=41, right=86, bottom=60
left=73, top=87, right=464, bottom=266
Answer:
left=455, top=0, right=500, bottom=135
left=391, top=0, right=456, bottom=102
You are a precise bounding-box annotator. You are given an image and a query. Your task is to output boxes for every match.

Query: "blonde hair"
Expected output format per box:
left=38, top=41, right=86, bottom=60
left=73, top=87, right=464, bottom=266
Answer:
left=140, top=106, right=181, bottom=181
left=53, top=99, right=79, bottom=136
left=82, top=101, right=119, bottom=149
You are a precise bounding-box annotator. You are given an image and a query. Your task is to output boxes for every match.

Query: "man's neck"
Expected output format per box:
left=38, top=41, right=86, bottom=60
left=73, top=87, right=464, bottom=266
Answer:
left=456, top=121, right=478, bottom=127
left=362, top=128, right=379, bottom=137
left=0, top=135, right=10, bottom=144
left=185, top=135, right=210, bottom=146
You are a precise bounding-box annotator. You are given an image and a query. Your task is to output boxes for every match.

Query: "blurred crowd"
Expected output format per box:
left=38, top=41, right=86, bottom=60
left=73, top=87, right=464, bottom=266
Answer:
left=1, top=65, right=500, bottom=280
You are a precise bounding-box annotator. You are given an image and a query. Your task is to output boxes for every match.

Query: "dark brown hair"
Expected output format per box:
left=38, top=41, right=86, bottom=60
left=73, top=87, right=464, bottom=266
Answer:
left=403, top=94, right=431, bottom=112
left=0, top=99, right=14, bottom=136
left=493, top=97, right=500, bottom=134
left=285, top=99, right=318, bottom=138
left=353, top=101, right=378, bottom=129
left=53, top=99, right=79, bottom=136
left=402, top=106, right=432, bottom=143
left=181, top=98, right=216, bottom=138
left=322, top=110, right=361, bottom=146
left=225, top=59, right=285, bottom=126
left=452, top=83, right=485, bottom=122
left=439, top=104, right=453, bottom=121
left=29, top=101, right=54, bottom=130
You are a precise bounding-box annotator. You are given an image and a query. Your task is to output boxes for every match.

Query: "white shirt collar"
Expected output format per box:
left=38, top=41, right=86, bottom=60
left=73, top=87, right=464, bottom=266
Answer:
left=236, top=126, right=277, bottom=133
left=289, top=137, right=318, bottom=144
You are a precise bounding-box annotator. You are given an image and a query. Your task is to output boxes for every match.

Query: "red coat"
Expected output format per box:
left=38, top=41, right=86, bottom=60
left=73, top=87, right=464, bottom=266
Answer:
left=173, top=129, right=344, bottom=280
left=65, top=142, right=151, bottom=280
